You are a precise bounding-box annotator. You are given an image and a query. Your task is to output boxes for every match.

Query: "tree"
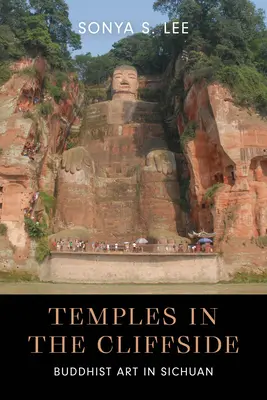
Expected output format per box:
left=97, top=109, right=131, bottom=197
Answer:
left=0, top=0, right=82, bottom=72
left=153, top=0, right=266, bottom=65
left=22, top=14, right=61, bottom=59
left=0, top=0, right=28, bottom=27
left=110, top=32, right=170, bottom=74
left=0, top=25, right=24, bottom=61
left=29, top=0, right=81, bottom=55
left=0, top=0, right=28, bottom=61
left=153, top=0, right=267, bottom=117
left=74, top=53, right=117, bottom=85
left=250, top=33, right=267, bottom=75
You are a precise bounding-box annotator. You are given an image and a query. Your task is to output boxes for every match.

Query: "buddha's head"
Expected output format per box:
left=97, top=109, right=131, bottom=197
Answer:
left=112, top=65, right=139, bottom=100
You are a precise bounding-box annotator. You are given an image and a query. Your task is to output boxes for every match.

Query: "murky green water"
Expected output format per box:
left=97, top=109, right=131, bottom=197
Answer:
left=0, top=282, right=266, bottom=294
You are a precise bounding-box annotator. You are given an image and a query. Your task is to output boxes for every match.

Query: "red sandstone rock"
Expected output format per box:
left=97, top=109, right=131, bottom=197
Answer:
left=0, top=58, right=80, bottom=265
left=179, top=78, right=267, bottom=248
left=55, top=66, right=186, bottom=244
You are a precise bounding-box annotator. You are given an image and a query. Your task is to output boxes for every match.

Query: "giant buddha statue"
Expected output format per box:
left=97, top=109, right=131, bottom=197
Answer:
left=55, top=65, right=185, bottom=243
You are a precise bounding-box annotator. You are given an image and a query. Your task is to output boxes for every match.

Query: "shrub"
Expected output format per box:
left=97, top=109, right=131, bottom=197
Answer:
left=180, top=121, right=198, bottom=149
left=229, top=271, right=267, bottom=283
left=38, top=102, right=53, bottom=116
left=204, top=183, right=224, bottom=200
left=44, top=72, right=70, bottom=104
left=39, top=192, right=56, bottom=214
left=23, top=110, right=34, bottom=119
left=85, top=86, right=108, bottom=102
left=18, top=66, right=38, bottom=78
left=35, top=236, right=50, bottom=263
left=216, top=65, right=267, bottom=116
left=256, top=235, right=267, bottom=248
left=47, top=84, right=66, bottom=103
left=24, top=217, right=46, bottom=239
left=66, top=142, right=76, bottom=150
left=55, top=71, right=68, bottom=87
left=0, top=223, right=8, bottom=236
left=0, top=62, right=11, bottom=86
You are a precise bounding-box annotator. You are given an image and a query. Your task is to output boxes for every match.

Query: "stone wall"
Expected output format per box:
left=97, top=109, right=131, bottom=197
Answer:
left=41, top=252, right=221, bottom=283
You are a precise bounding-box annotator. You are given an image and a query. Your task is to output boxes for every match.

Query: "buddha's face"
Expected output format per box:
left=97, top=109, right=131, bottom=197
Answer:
left=112, top=67, right=139, bottom=99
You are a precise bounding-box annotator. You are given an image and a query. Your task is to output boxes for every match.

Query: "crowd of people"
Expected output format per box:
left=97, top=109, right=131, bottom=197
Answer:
left=51, top=239, right=142, bottom=253
left=188, top=242, right=213, bottom=253
left=51, top=239, right=214, bottom=253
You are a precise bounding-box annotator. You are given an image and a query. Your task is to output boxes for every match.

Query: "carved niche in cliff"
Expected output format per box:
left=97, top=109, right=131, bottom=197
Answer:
left=55, top=65, right=188, bottom=243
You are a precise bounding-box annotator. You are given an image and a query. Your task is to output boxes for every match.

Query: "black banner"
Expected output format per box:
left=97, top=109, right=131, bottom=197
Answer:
left=1, top=295, right=266, bottom=382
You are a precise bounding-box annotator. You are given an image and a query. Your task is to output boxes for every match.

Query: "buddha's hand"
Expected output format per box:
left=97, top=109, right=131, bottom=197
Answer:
left=145, top=149, right=176, bottom=175
left=61, top=146, right=91, bottom=174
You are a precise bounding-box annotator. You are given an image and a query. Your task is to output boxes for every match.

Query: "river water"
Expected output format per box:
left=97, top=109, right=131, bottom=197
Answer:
left=0, top=282, right=266, bottom=294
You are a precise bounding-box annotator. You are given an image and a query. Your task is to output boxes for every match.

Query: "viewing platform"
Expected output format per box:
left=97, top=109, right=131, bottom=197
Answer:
left=40, top=250, right=222, bottom=284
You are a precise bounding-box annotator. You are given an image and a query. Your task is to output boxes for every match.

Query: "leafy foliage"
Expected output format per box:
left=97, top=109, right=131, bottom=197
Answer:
left=152, top=0, right=267, bottom=115
left=35, top=236, right=50, bottom=263
left=38, top=101, right=53, bottom=116
left=24, top=217, right=47, bottom=239
left=204, top=183, right=224, bottom=200
left=44, top=71, right=69, bottom=103
left=39, top=191, right=56, bottom=214
left=180, top=121, right=198, bottom=148
left=256, top=235, right=267, bottom=248
left=216, top=65, right=267, bottom=114
left=23, top=110, right=35, bottom=119
left=0, top=0, right=81, bottom=75
left=74, top=29, right=176, bottom=86
left=0, top=223, right=7, bottom=236
left=85, top=86, right=108, bottom=102
left=65, top=128, right=80, bottom=150
left=0, top=62, right=11, bottom=86
left=230, top=271, right=267, bottom=283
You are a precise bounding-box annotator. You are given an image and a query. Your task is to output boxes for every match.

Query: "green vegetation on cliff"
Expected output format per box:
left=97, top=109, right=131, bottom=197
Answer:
left=35, top=237, right=50, bottom=263
left=74, top=32, right=170, bottom=85
left=24, top=217, right=47, bottom=239
left=204, top=183, right=224, bottom=200
left=153, top=0, right=267, bottom=116
left=24, top=216, right=51, bottom=263
left=1, top=0, right=267, bottom=113
left=73, top=0, right=267, bottom=116
left=0, top=223, right=7, bottom=236
left=0, top=0, right=81, bottom=84
left=39, top=192, right=56, bottom=215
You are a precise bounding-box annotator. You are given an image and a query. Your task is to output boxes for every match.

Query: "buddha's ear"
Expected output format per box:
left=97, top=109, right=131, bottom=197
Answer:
left=136, top=79, right=139, bottom=89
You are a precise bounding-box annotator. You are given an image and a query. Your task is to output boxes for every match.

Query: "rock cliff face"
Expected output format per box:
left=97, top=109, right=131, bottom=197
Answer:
left=1, top=54, right=267, bottom=274
left=0, top=58, right=81, bottom=269
left=178, top=75, right=267, bottom=252
left=55, top=98, right=187, bottom=244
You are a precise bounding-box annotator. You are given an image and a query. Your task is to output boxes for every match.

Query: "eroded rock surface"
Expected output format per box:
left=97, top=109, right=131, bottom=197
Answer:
left=178, top=74, right=267, bottom=250
left=0, top=58, right=81, bottom=267
left=55, top=65, right=187, bottom=243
